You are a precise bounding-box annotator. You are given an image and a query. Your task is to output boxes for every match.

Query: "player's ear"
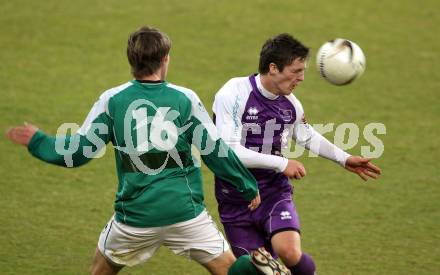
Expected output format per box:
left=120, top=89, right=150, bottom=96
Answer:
left=268, top=63, right=279, bottom=75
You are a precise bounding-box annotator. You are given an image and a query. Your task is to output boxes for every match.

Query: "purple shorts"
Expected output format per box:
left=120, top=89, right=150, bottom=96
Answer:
left=220, top=194, right=300, bottom=258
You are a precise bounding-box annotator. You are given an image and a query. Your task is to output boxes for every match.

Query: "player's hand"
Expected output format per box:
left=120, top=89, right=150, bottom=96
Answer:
left=6, top=122, right=38, bottom=146
left=344, top=156, right=381, bottom=181
left=283, top=159, right=306, bottom=180
left=248, top=193, right=261, bottom=211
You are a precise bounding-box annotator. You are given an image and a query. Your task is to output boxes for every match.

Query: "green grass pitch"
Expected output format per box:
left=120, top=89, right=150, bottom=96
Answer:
left=1, top=0, right=439, bottom=274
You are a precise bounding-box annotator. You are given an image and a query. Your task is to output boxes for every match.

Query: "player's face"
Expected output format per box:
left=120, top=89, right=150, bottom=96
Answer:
left=270, top=58, right=306, bottom=95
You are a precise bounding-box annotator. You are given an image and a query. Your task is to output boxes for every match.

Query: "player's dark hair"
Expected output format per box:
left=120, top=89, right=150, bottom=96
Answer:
left=127, top=26, right=171, bottom=78
left=259, top=33, right=309, bottom=74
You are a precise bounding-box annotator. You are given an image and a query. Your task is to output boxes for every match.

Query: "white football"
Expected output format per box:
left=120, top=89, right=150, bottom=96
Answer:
left=316, top=38, right=366, bottom=85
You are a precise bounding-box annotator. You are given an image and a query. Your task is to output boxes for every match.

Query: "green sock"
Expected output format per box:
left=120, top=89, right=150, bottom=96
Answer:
left=228, top=255, right=259, bottom=275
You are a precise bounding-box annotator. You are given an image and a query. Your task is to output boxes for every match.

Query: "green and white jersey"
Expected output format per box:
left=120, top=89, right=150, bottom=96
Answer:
left=28, top=80, right=258, bottom=227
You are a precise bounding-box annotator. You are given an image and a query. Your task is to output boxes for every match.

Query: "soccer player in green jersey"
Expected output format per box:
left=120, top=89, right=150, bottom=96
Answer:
left=6, top=26, right=291, bottom=275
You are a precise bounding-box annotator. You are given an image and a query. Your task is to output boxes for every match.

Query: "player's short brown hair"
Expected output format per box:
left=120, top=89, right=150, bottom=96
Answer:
left=259, top=33, right=309, bottom=74
left=127, top=26, right=171, bottom=78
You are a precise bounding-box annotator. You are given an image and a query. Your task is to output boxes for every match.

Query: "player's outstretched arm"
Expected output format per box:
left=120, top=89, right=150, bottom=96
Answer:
left=6, top=94, right=113, bottom=168
left=6, top=122, right=108, bottom=168
left=293, top=125, right=381, bottom=181
left=344, top=156, right=381, bottom=181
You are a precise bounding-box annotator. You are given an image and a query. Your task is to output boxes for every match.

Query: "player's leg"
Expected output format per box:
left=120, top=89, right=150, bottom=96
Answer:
left=164, top=210, right=235, bottom=274
left=272, top=230, right=314, bottom=272
left=164, top=210, right=265, bottom=275
left=203, top=249, right=289, bottom=275
left=96, top=215, right=162, bottom=270
left=223, top=221, right=265, bottom=257
left=219, top=202, right=292, bottom=274
left=202, top=250, right=236, bottom=275
left=248, top=247, right=291, bottom=275
left=271, top=231, right=316, bottom=275
left=89, top=247, right=123, bottom=275
left=199, top=239, right=289, bottom=275
left=271, top=230, right=302, bottom=266
left=226, top=254, right=259, bottom=275
left=267, top=200, right=316, bottom=275
left=223, top=223, right=292, bottom=274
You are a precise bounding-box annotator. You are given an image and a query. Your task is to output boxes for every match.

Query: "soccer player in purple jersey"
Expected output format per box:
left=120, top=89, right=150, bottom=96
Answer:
left=212, top=33, right=381, bottom=275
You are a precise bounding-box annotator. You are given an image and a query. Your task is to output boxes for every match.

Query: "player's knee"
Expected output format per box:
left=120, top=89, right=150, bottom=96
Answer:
left=277, top=246, right=302, bottom=265
left=205, top=250, right=236, bottom=275
left=223, top=252, right=236, bottom=267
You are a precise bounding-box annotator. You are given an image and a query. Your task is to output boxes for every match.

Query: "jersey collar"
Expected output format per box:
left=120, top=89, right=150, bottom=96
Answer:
left=136, top=79, right=164, bottom=84
left=131, top=79, right=167, bottom=89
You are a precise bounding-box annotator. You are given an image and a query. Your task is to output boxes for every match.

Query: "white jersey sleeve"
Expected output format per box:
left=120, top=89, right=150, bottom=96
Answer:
left=213, top=78, right=288, bottom=172
left=288, top=95, right=351, bottom=167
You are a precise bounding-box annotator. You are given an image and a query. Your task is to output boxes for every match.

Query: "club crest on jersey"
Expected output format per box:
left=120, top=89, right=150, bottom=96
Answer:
left=279, top=109, right=293, bottom=122
left=246, top=107, right=259, bottom=120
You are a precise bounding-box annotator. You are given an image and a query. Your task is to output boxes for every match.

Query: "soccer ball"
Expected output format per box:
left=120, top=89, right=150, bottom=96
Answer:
left=316, top=38, right=366, bottom=85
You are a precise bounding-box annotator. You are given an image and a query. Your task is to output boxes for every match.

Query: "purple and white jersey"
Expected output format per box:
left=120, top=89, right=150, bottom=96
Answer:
left=213, top=74, right=302, bottom=204
left=213, top=74, right=350, bottom=207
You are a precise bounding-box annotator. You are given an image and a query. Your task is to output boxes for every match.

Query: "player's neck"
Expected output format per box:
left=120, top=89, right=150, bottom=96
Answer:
left=137, top=74, right=162, bottom=81
left=259, top=74, right=281, bottom=97
left=137, top=69, right=166, bottom=81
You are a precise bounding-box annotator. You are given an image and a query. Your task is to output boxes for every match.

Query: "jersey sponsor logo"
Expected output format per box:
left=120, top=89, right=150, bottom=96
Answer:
left=280, top=211, right=292, bottom=220
left=246, top=106, right=259, bottom=120
left=242, top=122, right=261, bottom=127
